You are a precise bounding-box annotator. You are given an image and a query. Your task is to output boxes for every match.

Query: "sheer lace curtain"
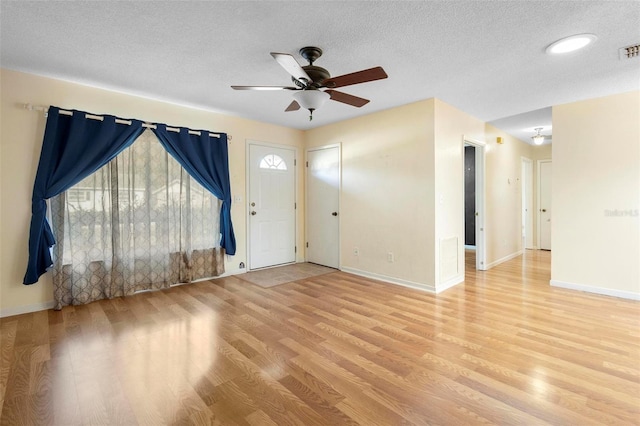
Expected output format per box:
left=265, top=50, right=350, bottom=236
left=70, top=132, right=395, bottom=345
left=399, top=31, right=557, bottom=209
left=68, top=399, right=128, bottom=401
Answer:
left=50, top=130, right=224, bottom=309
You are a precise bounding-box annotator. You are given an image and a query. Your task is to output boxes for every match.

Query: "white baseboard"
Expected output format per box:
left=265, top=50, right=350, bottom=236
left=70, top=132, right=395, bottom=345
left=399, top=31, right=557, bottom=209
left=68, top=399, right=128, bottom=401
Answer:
left=0, top=269, right=248, bottom=319
left=340, top=266, right=435, bottom=293
left=0, top=301, right=56, bottom=318
left=437, top=274, right=464, bottom=293
left=213, top=268, right=247, bottom=279
left=550, top=280, right=640, bottom=301
left=486, top=250, right=523, bottom=269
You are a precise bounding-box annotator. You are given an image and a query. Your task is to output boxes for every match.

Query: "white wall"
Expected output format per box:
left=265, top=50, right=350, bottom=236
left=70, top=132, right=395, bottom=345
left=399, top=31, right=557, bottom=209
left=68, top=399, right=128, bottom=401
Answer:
left=552, top=91, right=640, bottom=299
left=0, top=68, right=305, bottom=316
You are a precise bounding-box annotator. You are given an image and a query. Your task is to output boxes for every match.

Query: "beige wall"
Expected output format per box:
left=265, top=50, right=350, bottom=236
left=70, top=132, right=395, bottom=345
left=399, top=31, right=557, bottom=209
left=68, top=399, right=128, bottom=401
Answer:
left=531, top=143, right=551, bottom=161
left=552, top=91, right=639, bottom=298
left=483, top=124, right=533, bottom=264
left=305, top=98, right=485, bottom=292
left=433, top=99, right=484, bottom=288
left=6, top=69, right=634, bottom=314
left=305, top=100, right=437, bottom=290
left=0, top=68, right=305, bottom=315
left=482, top=126, right=554, bottom=260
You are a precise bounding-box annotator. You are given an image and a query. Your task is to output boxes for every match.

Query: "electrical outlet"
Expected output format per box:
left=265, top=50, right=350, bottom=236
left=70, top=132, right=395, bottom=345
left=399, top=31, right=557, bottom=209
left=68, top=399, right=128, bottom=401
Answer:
left=353, top=247, right=359, bottom=256
left=387, top=252, right=394, bottom=262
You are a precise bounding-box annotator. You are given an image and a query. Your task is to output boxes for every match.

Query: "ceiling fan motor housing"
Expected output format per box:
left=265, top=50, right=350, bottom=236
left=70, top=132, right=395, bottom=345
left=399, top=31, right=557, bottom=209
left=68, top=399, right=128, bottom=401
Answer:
left=293, top=65, right=331, bottom=87
left=295, top=46, right=332, bottom=88
left=299, top=46, right=323, bottom=64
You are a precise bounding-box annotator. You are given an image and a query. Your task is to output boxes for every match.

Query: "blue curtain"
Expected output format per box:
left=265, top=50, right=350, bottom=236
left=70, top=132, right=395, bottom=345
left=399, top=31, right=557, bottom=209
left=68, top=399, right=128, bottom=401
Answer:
left=153, top=124, right=236, bottom=256
left=24, top=107, right=144, bottom=284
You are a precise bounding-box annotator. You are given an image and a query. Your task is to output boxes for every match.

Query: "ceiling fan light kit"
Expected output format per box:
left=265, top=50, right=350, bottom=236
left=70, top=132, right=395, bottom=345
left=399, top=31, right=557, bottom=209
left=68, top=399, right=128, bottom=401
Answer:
left=293, top=90, right=330, bottom=120
left=231, top=46, right=388, bottom=121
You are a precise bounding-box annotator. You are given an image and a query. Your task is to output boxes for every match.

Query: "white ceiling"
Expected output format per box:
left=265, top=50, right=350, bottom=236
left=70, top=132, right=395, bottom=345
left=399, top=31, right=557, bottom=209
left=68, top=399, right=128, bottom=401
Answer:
left=1, top=1, right=638, bottom=143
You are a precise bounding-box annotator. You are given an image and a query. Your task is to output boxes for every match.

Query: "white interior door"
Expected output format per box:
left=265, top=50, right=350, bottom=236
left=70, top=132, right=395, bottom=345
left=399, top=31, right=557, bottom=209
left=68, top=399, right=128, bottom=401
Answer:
left=306, top=146, right=340, bottom=268
left=539, top=160, right=552, bottom=250
left=522, top=157, right=534, bottom=249
left=248, top=144, right=296, bottom=269
left=474, top=143, right=486, bottom=270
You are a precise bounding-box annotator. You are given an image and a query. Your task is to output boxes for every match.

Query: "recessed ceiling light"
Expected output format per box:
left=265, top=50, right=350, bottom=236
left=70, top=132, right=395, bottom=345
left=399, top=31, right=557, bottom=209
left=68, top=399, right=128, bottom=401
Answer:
left=546, top=34, right=597, bottom=54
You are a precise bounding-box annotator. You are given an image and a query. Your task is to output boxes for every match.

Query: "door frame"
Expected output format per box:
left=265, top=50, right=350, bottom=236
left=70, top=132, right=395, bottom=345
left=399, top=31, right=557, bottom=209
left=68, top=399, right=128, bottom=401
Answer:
left=462, top=136, right=486, bottom=271
left=537, top=159, right=552, bottom=251
left=245, top=139, right=299, bottom=270
left=521, top=156, right=534, bottom=249
left=305, top=143, right=342, bottom=268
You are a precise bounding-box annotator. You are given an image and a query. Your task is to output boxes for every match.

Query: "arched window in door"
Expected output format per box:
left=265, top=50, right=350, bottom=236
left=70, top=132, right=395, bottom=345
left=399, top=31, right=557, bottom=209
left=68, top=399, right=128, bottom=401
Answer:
left=259, top=154, right=287, bottom=170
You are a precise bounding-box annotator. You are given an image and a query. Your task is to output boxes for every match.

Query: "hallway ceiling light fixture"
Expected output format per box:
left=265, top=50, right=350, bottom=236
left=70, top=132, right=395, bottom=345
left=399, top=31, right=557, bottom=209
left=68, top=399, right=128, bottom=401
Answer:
left=546, top=34, right=597, bottom=54
left=532, top=127, right=546, bottom=145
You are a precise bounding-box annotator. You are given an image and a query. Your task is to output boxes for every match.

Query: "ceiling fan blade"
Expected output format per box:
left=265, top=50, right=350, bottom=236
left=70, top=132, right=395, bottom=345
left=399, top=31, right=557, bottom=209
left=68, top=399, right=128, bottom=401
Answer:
left=270, top=52, right=311, bottom=83
left=323, top=66, right=388, bottom=88
left=231, top=85, right=297, bottom=91
left=285, top=100, right=301, bottom=112
left=325, top=90, right=370, bottom=107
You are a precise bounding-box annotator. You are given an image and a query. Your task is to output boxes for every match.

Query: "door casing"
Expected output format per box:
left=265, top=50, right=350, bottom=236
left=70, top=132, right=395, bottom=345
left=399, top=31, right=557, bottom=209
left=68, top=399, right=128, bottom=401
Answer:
left=521, top=157, right=534, bottom=249
left=537, top=159, right=552, bottom=250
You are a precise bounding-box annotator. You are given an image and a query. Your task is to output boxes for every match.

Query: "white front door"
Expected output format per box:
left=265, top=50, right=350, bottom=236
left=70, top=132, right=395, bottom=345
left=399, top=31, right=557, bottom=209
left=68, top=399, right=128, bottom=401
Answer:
left=306, top=145, right=340, bottom=268
left=539, top=160, right=552, bottom=250
left=248, top=143, right=296, bottom=269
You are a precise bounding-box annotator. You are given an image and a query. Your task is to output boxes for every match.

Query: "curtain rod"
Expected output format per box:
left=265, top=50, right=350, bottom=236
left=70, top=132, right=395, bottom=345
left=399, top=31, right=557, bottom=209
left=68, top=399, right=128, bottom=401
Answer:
left=22, top=103, right=232, bottom=141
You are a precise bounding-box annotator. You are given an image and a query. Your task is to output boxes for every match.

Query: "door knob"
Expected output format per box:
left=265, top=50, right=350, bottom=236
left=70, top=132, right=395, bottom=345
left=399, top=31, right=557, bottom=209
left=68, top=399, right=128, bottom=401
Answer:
left=332, top=212, right=338, bottom=216
left=251, top=211, right=257, bottom=216
left=541, top=209, right=547, bottom=212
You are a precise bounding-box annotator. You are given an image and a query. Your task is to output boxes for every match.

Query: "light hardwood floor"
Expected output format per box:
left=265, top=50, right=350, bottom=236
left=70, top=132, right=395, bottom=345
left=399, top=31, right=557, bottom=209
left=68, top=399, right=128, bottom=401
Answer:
left=1, top=250, right=639, bottom=425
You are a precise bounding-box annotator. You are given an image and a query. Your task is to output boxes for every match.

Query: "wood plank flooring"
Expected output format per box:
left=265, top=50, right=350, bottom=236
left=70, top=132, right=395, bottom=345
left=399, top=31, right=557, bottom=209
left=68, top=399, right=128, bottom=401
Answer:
left=1, top=250, right=639, bottom=425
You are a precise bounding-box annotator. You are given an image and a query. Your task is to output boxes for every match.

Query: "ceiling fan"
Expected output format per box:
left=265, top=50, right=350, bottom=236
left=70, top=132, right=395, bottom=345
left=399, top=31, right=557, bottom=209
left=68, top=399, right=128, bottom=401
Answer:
left=231, top=46, right=388, bottom=121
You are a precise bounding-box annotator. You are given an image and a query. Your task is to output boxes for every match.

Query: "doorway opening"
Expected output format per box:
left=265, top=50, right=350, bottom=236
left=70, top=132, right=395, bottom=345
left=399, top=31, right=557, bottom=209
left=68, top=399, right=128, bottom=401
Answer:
left=463, top=137, right=486, bottom=271
left=464, top=145, right=476, bottom=250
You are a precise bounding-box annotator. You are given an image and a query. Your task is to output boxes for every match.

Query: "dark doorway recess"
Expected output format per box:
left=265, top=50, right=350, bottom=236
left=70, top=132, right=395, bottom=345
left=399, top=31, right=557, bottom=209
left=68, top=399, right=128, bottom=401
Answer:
left=464, top=146, right=476, bottom=246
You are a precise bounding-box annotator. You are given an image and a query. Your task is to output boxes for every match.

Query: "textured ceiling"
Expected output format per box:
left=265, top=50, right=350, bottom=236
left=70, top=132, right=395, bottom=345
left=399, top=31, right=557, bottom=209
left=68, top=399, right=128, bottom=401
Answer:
left=1, top=1, right=639, bottom=143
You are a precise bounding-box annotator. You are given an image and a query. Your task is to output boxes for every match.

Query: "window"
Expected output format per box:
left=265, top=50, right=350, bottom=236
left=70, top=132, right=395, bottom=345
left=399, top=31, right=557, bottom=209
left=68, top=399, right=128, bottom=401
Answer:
left=66, top=189, right=92, bottom=203
left=259, top=154, right=287, bottom=170
left=51, top=130, right=224, bottom=306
